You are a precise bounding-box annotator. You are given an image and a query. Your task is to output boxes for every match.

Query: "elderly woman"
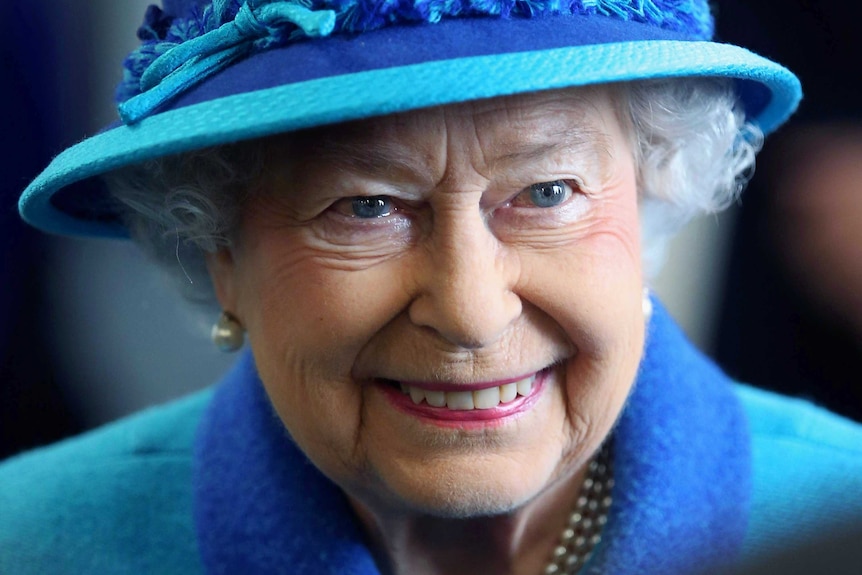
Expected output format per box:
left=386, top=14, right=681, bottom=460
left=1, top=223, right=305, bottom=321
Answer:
left=2, top=1, right=862, bottom=574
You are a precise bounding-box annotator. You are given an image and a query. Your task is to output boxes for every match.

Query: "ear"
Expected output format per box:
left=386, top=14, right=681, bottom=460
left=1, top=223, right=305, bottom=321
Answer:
left=205, top=247, right=240, bottom=315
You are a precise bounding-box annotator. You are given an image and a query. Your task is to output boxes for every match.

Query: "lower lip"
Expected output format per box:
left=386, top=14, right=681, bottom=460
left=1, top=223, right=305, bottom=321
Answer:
left=378, top=370, right=549, bottom=428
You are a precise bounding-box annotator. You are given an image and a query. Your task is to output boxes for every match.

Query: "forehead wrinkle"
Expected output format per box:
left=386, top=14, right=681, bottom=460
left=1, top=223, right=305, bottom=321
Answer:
left=489, top=127, right=611, bottom=166
left=466, top=92, right=619, bottom=177
left=484, top=126, right=617, bottom=183
left=313, top=139, right=437, bottom=183
left=287, top=114, right=443, bottom=184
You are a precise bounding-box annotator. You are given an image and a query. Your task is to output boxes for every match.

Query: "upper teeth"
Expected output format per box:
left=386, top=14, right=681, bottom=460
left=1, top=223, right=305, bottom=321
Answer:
left=399, top=375, right=536, bottom=410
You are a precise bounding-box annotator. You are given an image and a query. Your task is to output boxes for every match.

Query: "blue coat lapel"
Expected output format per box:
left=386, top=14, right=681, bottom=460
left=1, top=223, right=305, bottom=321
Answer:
left=586, top=300, right=751, bottom=574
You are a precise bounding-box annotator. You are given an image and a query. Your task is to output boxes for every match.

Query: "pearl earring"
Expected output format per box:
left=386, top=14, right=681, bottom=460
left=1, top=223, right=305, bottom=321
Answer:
left=642, top=288, right=653, bottom=321
left=212, top=311, right=245, bottom=352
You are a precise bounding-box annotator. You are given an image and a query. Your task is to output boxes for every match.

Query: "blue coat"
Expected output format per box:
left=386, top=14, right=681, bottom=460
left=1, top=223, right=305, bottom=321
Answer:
left=2, top=303, right=861, bottom=574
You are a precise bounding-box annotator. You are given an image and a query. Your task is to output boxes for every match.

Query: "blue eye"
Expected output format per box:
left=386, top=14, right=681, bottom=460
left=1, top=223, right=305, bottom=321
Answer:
left=348, top=196, right=393, bottom=218
left=527, top=180, right=571, bottom=208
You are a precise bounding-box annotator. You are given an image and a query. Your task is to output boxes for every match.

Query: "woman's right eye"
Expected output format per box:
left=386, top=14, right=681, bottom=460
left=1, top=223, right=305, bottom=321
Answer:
left=332, top=196, right=394, bottom=219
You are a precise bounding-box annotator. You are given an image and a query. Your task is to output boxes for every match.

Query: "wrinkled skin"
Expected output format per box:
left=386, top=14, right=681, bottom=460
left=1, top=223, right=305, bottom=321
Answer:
left=207, top=86, right=645, bottom=575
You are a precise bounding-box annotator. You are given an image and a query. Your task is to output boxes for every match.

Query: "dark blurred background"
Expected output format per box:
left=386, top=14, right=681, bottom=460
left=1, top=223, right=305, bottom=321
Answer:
left=1, top=1, right=86, bottom=459
left=715, top=0, right=862, bottom=423
left=2, top=0, right=861, bottom=462
left=1, top=0, right=233, bottom=461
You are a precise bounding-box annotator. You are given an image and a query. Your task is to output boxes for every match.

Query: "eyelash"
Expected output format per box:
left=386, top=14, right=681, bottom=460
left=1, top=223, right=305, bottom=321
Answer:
left=320, top=196, right=415, bottom=246
left=508, top=180, right=578, bottom=210
left=330, top=180, right=580, bottom=219
left=331, top=196, right=397, bottom=219
left=319, top=181, right=587, bottom=253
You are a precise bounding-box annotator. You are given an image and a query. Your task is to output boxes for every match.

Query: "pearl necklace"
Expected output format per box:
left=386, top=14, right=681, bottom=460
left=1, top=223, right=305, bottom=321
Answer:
left=543, top=441, right=614, bottom=574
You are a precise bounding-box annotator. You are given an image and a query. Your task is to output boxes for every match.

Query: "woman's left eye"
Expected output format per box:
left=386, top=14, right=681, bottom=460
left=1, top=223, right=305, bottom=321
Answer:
left=512, top=180, right=573, bottom=208
left=333, top=196, right=394, bottom=218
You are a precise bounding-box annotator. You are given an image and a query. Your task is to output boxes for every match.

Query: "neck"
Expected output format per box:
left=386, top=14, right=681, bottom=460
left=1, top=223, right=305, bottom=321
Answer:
left=349, top=467, right=587, bottom=575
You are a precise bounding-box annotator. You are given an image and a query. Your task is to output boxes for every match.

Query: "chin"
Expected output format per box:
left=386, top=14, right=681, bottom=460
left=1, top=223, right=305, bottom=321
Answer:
left=361, top=456, right=565, bottom=519
left=396, top=485, right=530, bottom=520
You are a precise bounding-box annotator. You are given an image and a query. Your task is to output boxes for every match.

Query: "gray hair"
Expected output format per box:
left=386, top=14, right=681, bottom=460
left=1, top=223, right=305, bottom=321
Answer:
left=105, top=77, right=762, bottom=308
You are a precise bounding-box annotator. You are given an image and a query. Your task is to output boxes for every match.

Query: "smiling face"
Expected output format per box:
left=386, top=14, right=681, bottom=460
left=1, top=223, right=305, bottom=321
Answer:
left=207, top=87, right=645, bottom=519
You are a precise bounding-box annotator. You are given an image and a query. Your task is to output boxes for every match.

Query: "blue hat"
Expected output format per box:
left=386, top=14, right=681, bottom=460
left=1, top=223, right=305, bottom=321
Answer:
left=19, top=0, right=801, bottom=238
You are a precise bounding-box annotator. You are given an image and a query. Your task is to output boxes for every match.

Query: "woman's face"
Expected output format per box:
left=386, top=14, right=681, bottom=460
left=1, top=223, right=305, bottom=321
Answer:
left=208, top=87, right=645, bottom=518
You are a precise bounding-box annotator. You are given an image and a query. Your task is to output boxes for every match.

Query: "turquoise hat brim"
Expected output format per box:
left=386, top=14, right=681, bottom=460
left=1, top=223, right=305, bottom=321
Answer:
left=20, top=39, right=801, bottom=238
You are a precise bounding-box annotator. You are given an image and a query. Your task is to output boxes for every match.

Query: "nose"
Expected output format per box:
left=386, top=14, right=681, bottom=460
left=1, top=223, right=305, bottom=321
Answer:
left=408, top=206, right=521, bottom=349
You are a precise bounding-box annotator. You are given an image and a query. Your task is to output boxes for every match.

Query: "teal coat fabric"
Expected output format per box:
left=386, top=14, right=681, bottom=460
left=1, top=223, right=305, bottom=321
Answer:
left=2, top=315, right=861, bottom=573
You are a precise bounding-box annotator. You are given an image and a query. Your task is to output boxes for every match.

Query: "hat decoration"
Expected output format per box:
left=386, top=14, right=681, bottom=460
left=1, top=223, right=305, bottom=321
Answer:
left=118, top=1, right=337, bottom=123
left=118, top=0, right=713, bottom=123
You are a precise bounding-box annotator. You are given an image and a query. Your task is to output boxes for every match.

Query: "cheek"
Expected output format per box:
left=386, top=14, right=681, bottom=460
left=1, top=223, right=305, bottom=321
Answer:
left=233, top=230, right=414, bottom=469
left=517, top=183, right=644, bottom=442
left=520, top=176, right=642, bottom=335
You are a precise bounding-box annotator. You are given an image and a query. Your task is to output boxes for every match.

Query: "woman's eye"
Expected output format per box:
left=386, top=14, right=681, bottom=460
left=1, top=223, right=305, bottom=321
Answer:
left=333, top=196, right=394, bottom=218
left=513, top=180, right=573, bottom=208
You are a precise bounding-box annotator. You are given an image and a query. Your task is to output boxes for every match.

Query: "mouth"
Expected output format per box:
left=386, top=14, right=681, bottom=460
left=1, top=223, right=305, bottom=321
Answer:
left=375, top=369, right=550, bottom=424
